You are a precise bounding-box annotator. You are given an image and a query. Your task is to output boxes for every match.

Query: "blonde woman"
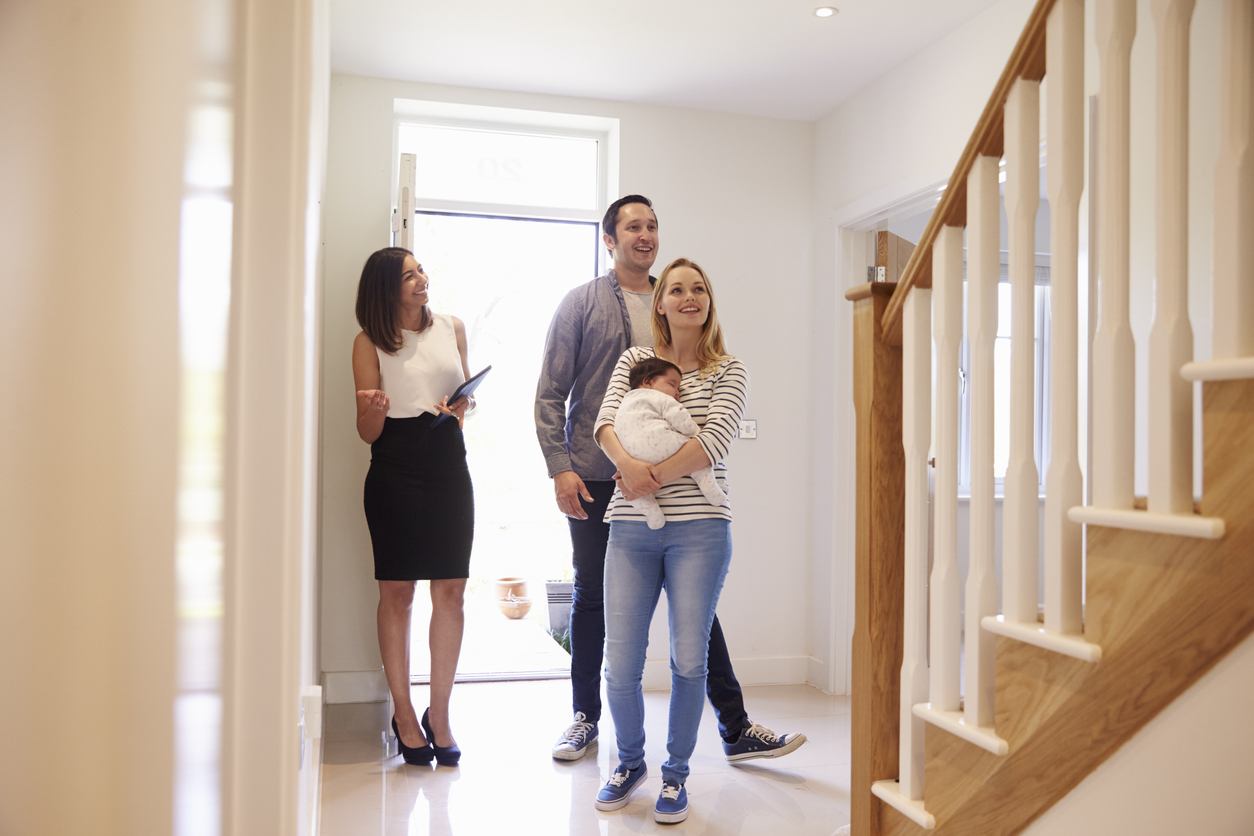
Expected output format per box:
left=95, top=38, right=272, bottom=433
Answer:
left=591, top=257, right=746, bottom=824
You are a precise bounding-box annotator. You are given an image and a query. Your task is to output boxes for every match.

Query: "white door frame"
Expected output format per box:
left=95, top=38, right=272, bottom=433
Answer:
left=222, top=0, right=327, bottom=833
left=823, top=180, right=945, bottom=696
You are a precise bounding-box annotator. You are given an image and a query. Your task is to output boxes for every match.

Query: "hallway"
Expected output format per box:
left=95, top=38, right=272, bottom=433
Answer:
left=321, top=680, right=851, bottom=834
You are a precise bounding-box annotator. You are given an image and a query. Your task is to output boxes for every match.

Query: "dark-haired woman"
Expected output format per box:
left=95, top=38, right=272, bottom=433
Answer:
left=352, top=246, right=474, bottom=766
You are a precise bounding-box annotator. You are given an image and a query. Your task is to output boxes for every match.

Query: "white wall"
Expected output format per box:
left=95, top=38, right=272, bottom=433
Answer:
left=808, top=0, right=1037, bottom=693
left=321, top=74, right=815, bottom=701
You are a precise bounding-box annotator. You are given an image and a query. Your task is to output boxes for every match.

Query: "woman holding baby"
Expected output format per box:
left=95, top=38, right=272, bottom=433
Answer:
left=590, top=256, right=748, bottom=824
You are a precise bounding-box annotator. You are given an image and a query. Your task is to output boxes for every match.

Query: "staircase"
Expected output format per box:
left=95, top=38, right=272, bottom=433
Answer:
left=846, top=0, right=1254, bottom=833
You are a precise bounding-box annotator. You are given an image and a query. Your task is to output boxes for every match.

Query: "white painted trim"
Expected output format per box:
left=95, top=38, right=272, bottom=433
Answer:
left=913, top=703, right=1009, bottom=756
left=298, top=686, right=323, bottom=836
left=871, top=780, right=937, bottom=830
left=643, top=655, right=811, bottom=692
left=981, top=615, right=1102, bottom=662
left=1068, top=506, right=1224, bottom=539
left=806, top=655, right=830, bottom=693
left=1181, top=357, right=1254, bottom=381
left=393, top=97, right=620, bottom=133
left=322, top=669, right=390, bottom=704
left=222, top=0, right=325, bottom=830
left=389, top=100, right=619, bottom=228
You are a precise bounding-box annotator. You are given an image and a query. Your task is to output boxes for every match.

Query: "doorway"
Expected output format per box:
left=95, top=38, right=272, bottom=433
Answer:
left=406, top=210, right=597, bottom=680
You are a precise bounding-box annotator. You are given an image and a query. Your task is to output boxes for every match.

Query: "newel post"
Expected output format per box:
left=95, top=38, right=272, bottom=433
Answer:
left=847, top=282, right=906, bottom=835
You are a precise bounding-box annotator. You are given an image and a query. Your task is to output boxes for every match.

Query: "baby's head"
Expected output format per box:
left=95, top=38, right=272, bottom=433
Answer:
left=628, top=357, right=682, bottom=400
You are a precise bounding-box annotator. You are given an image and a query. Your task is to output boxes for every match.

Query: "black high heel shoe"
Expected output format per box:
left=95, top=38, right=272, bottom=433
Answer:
left=421, top=707, right=461, bottom=766
left=392, top=715, right=434, bottom=765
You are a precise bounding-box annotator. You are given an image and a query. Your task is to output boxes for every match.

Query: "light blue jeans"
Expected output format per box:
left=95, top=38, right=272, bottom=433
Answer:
left=603, top=518, right=732, bottom=785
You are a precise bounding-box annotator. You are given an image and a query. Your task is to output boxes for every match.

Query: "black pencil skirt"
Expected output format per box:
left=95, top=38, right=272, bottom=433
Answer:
left=364, top=414, right=474, bottom=581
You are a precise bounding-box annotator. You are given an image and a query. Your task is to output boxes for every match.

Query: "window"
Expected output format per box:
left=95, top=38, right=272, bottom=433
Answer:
left=398, top=123, right=600, bottom=211
left=957, top=262, right=1051, bottom=497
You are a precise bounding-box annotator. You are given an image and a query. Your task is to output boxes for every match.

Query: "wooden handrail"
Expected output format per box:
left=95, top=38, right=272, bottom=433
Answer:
left=879, top=0, right=1055, bottom=346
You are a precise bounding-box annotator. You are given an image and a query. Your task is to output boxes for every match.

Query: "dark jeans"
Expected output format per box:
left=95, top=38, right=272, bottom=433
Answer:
left=568, top=480, right=750, bottom=740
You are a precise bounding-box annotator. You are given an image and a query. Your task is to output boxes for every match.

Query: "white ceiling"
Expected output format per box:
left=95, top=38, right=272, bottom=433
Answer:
left=330, top=0, right=1007, bottom=121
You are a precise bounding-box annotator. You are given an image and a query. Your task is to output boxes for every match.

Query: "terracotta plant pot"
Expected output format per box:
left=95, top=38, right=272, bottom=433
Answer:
left=497, top=597, right=532, bottom=619
left=494, top=577, right=528, bottom=602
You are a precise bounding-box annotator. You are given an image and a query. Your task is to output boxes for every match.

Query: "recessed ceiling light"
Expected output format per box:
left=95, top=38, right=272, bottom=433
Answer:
left=815, top=6, right=838, bottom=17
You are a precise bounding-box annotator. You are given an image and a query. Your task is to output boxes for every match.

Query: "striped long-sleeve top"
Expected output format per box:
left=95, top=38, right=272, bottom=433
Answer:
left=594, top=346, right=749, bottom=523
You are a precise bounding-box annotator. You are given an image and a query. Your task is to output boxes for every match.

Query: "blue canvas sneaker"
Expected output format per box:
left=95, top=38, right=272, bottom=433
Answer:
left=552, top=711, right=598, bottom=761
left=654, top=780, right=689, bottom=824
left=723, top=722, right=807, bottom=762
left=594, top=763, right=648, bottom=811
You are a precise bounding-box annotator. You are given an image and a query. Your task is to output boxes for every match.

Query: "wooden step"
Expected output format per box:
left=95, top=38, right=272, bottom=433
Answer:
left=981, top=614, right=1101, bottom=662
left=1067, top=505, right=1224, bottom=539
left=1181, top=356, right=1254, bottom=381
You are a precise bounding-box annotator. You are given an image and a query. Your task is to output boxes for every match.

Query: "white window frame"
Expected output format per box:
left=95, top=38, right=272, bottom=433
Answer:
left=391, top=99, right=618, bottom=271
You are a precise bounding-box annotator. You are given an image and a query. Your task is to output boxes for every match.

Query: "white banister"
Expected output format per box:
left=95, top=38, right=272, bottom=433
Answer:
left=900, top=288, right=932, bottom=800
left=1212, top=0, right=1254, bottom=360
left=1148, top=0, right=1196, bottom=514
left=1044, top=0, right=1085, bottom=636
left=965, top=156, right=999, bottom=729
left=1002, top=78, right=1040, bottom=626
left=1091, top=0, right=1137, bottom=510
left=930, top=225, right=964, bottom=713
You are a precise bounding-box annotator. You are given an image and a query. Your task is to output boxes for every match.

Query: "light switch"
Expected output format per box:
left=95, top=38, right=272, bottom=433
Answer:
left=738, top=419, right=757, bottom=439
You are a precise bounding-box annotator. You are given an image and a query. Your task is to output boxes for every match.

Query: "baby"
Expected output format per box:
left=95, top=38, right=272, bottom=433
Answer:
left=613, top=357, right=728, bottom=529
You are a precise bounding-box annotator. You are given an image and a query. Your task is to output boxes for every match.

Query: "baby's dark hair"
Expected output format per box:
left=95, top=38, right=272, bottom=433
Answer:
left=628, top=357, right=682, bottom=390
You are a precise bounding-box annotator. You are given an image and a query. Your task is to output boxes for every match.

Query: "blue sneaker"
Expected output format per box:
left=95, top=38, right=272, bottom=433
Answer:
left=723, top=722, right=807, bottom=762
left=594, top=763, right=648, bottom=811
left=552, top=712, right=598, bottom=761
left=654, top=780, right=689, bottom=824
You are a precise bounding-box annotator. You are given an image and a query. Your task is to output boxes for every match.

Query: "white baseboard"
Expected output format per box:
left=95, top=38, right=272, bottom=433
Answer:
left=806, top=655, right=840, bottom=694
left=642, top=655, right=812, bottom=691
left=322, top=669, right=388, bottom=704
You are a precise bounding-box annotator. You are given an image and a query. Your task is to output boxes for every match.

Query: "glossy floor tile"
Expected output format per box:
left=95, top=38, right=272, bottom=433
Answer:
left=320, top=679, right=851, bottom=835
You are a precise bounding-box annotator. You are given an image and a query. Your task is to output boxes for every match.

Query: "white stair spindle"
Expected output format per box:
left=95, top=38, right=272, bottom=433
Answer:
left=1213, top=0, right=1254, bottom=360
left=1003, top=79, right=1041, bottom=625
left=1044, top=0, right=1085, bottom=636
left=1092, top=0, right=1137, bottom=510
left=900, top=288, right=932, bottom=800
left=1149, top=0, right=1196, bottom=514
left=930, top=225, right=964, bottom=713
left=965, top=157, right=999, bottom=728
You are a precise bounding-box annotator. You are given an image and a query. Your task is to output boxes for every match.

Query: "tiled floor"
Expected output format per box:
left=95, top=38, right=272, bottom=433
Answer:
left=320, top=679, right=851, bottom=835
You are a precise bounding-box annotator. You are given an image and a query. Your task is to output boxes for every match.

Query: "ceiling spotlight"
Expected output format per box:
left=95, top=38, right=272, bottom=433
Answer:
left=815, top=6, right=838, bottom=17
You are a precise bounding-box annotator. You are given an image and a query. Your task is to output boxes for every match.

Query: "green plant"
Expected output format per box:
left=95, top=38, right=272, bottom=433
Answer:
left=548, top=626, right=571, bottom=654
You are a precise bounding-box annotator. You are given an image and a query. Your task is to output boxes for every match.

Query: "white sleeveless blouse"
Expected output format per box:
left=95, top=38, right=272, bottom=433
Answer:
left=376, top=313, right=465, bottom=418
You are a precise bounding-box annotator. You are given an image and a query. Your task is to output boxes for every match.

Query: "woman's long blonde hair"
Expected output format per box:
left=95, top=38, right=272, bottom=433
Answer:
left=651, top=257, right=728, bottom=374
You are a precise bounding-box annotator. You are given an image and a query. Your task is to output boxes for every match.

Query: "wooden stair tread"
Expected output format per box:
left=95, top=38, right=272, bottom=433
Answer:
left=1067, top=505, right=1224, bottom=539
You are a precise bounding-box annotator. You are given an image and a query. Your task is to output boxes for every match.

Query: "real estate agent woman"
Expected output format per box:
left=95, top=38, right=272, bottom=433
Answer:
left=352, top=246, right=474, bottom=767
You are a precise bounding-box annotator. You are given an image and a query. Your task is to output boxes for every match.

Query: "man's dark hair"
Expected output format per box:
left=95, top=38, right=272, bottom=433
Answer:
left=602, top=194, right=654, bottom=241
left=628, top=356, right=681, bottom=390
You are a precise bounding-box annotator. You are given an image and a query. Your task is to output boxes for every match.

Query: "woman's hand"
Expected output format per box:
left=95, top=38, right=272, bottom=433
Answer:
left=434, top=394, right=470, bottom=428
left=356, top=389, right=389, bottom=415
left=615, top=459, right=661, bottom=501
